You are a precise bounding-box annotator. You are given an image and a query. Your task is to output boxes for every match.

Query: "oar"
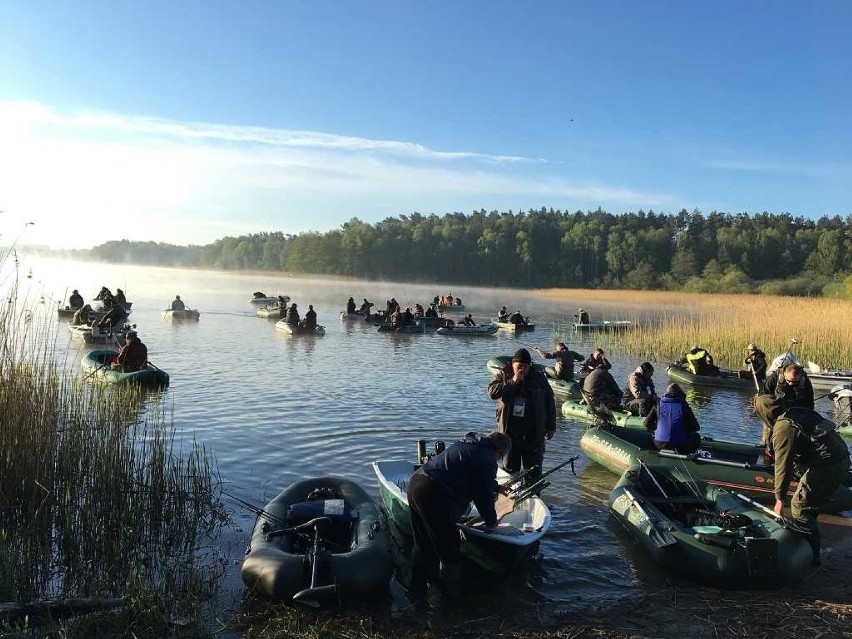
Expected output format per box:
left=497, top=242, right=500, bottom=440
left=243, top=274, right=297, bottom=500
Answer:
left=84, top=362, right=108, bottom=381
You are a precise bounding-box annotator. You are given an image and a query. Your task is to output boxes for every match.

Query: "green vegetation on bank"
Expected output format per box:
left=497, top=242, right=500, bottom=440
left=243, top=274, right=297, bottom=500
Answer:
left=51, top=208, right=852, bottom=297
left=0, top=272, right=229, bottom=637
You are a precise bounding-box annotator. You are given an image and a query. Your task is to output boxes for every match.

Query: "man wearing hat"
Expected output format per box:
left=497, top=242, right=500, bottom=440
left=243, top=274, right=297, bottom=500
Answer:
left=740, top=343, right=767, bottom=384
left=487, top=348, right=556, bottom=481
left=763, top=402, right=850, bottom=565
left=111, top=329, right=147, bottom=372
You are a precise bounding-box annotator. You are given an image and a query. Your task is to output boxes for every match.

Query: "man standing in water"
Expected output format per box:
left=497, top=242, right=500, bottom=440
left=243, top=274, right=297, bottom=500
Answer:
left=487, top=348, right=556, bottom=482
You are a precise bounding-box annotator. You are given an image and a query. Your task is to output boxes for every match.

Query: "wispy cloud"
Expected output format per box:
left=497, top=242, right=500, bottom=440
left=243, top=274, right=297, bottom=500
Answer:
left=0, top=100, right=675, bottom=248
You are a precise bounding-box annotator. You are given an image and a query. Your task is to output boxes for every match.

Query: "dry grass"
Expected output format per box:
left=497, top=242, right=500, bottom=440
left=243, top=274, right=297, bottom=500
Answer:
left=533, top=288, right=852, bottom=369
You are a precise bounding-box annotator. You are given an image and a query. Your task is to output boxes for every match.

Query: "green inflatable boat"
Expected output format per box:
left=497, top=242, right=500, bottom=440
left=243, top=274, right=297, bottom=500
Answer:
left=582, top=424, right=852, bottom=512
left=609, top=463, right=814, bottom=588
left=666, top=363, right=755, bottom=391
left=81, top=349, right=170, bottom=388
left=560, top=400, right=646, bottom=428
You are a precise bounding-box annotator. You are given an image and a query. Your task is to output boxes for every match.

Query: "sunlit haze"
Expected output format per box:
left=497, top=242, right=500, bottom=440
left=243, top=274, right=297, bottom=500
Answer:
left=1, top=2, right=850, bottom=249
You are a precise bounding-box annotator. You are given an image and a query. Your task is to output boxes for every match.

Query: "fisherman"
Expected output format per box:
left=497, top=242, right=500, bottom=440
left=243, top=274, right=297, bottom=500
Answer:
left=110, top=329, right=147, bottom=372
left=497, top=306, right=509, bottom=322
left=644, top=383, right=701, bottom=453
left=755, top=363, right=814, bottom=449
left=96, top=301, right=128, bottom=329
left=462, top=314, right=476, bottom=327
left=114, top=288, right=127, bottom=307
left=68, top=289, right=84, bottom=310
left=576, top=308, right=590, bottom=325
left=582, top=360, right=622, bottom=414
left=285, top=302, right=300, bottom=325
left=581, top=348, right=612, bottom=373
left=623, top=362, right=657, bottom=416
left=740, top=343, right=768, bottom=383
left=303, top=304, right=317, bottom=329
left=414, top=303, right=425, bottom=318
left=71, top=303, right=92, bottom=326
left=678, top=346, right=718, bottom=376
left=171, top=295, right=186, bottom=311
left=509, top=310, right=524, bottom=325
left=407, top=431, right=512, bottom=612
left=253, top=291, right=266, bottom=299
left=358, top=298, right=374, bottom=315
left=425, top=304, right=438, bottom=318
left=487, top=348, right=556, bottom=482
left=762, top=401, right=850, bottom=565
left=346, top=297, right=356, bottom=314
left=533, top=342, right=584, bottom=382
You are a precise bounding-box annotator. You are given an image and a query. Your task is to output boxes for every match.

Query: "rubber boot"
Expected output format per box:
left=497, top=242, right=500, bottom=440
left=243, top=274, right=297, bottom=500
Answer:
left=808, top=529, right=822, bottom=566
left=440, top=562, right=462, bottom=599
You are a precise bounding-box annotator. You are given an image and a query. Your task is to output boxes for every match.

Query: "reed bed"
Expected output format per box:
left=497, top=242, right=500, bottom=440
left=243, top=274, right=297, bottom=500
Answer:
left=536, top=289, right=852, bottom=369
left=0, top=266, right=229, bottom=635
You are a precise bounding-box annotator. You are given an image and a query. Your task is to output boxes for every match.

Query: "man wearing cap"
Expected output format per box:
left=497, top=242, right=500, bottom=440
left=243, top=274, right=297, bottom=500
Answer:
left=677, top=345, right=718, bottom=376
left=740, top=343, right=767, bottom=383
left=487, top=348, right=556, bottom=482
left=623, top=362, right=657, bottom=416
left=756, top=363, right=814, bottom=448
left=761, top=402, right=850, bottom=565
left=407, top=431, right=512, bottom=610
left=111, top=330, right=147, bottom=372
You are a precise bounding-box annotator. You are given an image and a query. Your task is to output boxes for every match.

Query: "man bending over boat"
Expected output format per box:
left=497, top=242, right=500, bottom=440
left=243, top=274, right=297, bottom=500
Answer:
left=761, top=400, right=850, bottom=566
left=407, top=431, right=512, bottom=611
left=755, top=363, right=814, bottom=450
left=487, top=348, right=556, bottom=482
left=644, top=383, right=701, bottom=454
left=110, top=330, right=147, bottom=372
left=677, top=346, right=719, bottom=376
left=534, top=342, right=584, bottom=382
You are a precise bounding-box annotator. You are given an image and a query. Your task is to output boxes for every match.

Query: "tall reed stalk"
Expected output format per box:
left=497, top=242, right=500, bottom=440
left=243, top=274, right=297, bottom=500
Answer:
left=0, top=255, right=228, bottom=631
left=537, top=288, right=852, bottom=369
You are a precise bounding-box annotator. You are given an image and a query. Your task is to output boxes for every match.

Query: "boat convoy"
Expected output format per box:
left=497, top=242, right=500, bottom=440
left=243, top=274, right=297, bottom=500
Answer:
left=56, top=286, right=852, bottom=607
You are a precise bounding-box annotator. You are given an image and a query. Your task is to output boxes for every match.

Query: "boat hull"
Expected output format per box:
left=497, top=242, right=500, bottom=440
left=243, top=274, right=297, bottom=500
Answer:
left=493, top=321, right=535, bottom=331
left=257, top=307, right=286, bottom=319
left=572, top=321, right=632, bottom=331
left=81, top=349, right=169, bottom=388
left=275, top=321, right=326, bottom=336
left=581, top=424, right=852, bottom=511
left=372, top=460, right=551, bottom=576
left=609, top=465, right=814, bottom=588
left=486, top=356, right=584, bottom=400
left=666, top=364, right=755, bottom=390
left=162, top=309, right=200, bottom=321
left=436, top=324, right=497, bottom=336
left=561, top=400, right=646, bottom=428
left=241, top=476, right=392, bottom=602
left=377, top=321, right=425, bottom=333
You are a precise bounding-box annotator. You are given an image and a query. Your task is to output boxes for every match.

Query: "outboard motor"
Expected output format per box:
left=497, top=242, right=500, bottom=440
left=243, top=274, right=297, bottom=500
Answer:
left=831, top=384, right=852, bottom=427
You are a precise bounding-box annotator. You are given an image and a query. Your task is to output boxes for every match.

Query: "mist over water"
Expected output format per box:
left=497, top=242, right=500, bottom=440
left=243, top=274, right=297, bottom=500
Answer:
left=13, top=258, right=848, bottom=618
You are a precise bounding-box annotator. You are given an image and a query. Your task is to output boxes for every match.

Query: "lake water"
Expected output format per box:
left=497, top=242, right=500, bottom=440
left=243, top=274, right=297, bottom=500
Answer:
left=14, top=258, right=850, bottom=620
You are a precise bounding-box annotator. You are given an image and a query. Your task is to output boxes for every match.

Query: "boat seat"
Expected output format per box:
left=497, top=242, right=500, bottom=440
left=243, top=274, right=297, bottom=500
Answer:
left=288, top=499, right=354, bottom=541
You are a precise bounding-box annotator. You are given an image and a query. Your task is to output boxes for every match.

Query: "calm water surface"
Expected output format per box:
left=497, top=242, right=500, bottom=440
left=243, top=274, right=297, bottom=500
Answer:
left=18, top=258, right=849, bottom=620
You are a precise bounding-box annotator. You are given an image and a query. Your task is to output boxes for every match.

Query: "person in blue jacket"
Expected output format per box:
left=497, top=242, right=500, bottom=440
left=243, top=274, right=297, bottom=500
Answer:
left=643, top=383, right=701, bottom=453
left=407, top=431, right=512, bottom=609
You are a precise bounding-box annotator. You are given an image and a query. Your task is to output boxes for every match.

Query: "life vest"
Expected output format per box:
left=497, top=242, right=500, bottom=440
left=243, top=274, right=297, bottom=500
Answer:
left=654, top=396, right=687, bottom=444
left=685, top=350, right=708, bottom=375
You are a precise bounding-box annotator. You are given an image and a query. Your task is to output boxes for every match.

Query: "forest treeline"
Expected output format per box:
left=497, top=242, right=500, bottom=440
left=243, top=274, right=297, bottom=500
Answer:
left=56, top=208, right=852, bottom=297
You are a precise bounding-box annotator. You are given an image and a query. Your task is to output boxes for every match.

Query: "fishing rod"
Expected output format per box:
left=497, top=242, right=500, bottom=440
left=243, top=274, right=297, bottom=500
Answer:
left=732, top=492, right=811, bottom=535
left=510, top=455, right=581, bottom=502
left=222, top=490, right=288, bottom=526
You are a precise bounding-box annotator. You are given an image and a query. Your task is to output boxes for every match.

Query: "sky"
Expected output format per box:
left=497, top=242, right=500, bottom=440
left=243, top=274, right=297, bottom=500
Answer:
left=1, top=1, right=850, bottom=249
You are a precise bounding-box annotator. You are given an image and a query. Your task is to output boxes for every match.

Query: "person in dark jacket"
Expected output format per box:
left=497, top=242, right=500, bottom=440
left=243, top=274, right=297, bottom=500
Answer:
left=755, top=363, right=814, bottom=447
left=581, top=348, right=612, bottom=373
left=739, top=343, right=768, bottom=383
left=487, top=348, right=556, bottom=482
left=302, top=304, right=317, bottom=329
left=576, top=308, right=590, bottom=325
left=285, top=302, right=299, bottom=325
left=71, top=303, right=92, bottom=326
left=533, top=342, right=584, bottom=382
left=644, top=383, right=701, bottom=453
left=110, top=330, right=147, bottom=372
left=358, top=298, right=374, bottom=315
left=623, top=362, right=657, bottom=416
left=96, top=301, right=128, bottom=329
left=582, top=361, right=622, bottom=413
left=508, top=310, right=524, bottom=325
left=407, top=431, right=512, bottom=607
left=171, top=295, right=186, bottom=311
left=346, top=297, right=356, bottom=314
left=762, top=401, right=850, bottom=565
left=114, top=288, right=127, bottom=306
left=68, top=289, right=84, bottom=310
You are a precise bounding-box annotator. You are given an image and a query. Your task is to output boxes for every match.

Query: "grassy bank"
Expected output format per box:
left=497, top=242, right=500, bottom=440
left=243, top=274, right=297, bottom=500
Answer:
left=535, top=288, right=852, bottom=369
left=0, top=272, right=229, bottom=637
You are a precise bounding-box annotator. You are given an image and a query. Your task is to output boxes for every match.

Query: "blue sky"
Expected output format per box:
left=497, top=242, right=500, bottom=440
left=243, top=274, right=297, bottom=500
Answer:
left=1, top=1, right=850, bottom=248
